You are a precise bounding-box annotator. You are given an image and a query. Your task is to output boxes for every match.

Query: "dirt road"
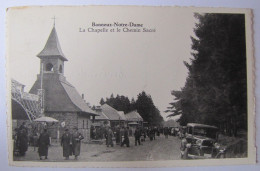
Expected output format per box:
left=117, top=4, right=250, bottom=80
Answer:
left=14, top=135, right=181, bottom=162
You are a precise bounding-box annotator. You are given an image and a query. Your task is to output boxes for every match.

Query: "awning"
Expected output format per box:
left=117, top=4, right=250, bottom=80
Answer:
left=34, top=116, right=58, bottom=122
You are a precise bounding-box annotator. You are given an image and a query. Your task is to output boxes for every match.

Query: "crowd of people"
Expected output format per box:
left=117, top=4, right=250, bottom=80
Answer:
left=13, top=123, right=84, bottom=160
left=101, top=126, right=173, bottom=148
left=13, top=122, right=173, bottom=161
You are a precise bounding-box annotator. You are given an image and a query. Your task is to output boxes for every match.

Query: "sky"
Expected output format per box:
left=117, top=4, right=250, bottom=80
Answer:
left=7, top=6, right=197, bottom=120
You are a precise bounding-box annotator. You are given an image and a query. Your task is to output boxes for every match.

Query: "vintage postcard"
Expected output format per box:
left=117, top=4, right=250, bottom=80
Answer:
left=6, top=6, right=255, bottom=167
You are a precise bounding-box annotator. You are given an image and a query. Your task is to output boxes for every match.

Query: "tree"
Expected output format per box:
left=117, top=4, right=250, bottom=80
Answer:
left=135, top=91, right=163, bottom=126
left=100, top=94, right=131, bottom=113
left=100, top=91, right=164, bottom=126
left=168, top=14, right=247, bottom=136
left=129, top=97, right=136, bottom=111
left=99, top=98, right=105, bottom=105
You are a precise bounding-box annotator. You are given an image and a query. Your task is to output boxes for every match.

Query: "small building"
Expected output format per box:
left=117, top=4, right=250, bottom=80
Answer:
left=118, top=111, right=127, bottom=127
left=100, top=104, right=126, bottom=128
left=29, top=25, right=98, bottom=142
left=93, top=106, right=110, bottom=127
left=125, top=110, right=143, bottom=133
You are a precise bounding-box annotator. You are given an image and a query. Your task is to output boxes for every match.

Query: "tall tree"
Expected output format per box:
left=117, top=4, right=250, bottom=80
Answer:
left=168, top=14, right=247, bottom=136
left=99, top=98, right=105, bottom=105
left=100, top=94, right=131, bottom=113
left=135, top=91, right=163, bottom=126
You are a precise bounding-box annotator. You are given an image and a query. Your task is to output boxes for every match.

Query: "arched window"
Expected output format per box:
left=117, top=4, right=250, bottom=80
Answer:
left=46, top=63, right=54, bottom=72
left=59, top=65, right=63, bottom=73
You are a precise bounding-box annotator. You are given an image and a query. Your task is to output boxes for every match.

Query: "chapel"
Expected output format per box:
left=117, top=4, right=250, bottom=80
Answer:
left=29, top=24, right=98, bottom=142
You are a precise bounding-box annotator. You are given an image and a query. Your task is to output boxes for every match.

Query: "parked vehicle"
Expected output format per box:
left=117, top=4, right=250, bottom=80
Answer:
left=180, top=123, right=226, bottom=159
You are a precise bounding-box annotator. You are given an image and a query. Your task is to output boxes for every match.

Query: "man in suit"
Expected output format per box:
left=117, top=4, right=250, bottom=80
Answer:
left=121, top=127, right=130, bottom=147
left=61, top=128, right=72, bottom=160
left=134, top=127, right=142, bottom=146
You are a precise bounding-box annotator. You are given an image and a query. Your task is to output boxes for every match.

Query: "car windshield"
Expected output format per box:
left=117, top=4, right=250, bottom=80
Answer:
left=193, top=127, right=217, bottom=139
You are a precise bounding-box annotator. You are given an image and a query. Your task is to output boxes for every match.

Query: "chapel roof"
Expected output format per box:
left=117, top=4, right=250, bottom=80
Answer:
left=37, top=26, right=68, bottom=61
left=29, top=74, right=98, bottom=116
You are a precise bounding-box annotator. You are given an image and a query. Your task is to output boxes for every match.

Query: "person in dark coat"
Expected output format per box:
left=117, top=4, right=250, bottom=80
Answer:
left=134, top=127, right=142, bottom=146
left=148, top=128, right=154, bottom=141
left=141, top=128, right=146, bottom=142
left=115, top=126, right=120, bottom=145
left=152, top=127, right=156, bottom=140
left=38, top=129, right=50, bottom=160
left=61, top=129, right=72, bottom=160
left=17, top=123, right=28, bottom=156
left=156, top=127, right=160, bottom=136
left=72, top=127, right=84, bottom=160
left=107, top=127, right=114, bottom=147
left=121, top=127, right=130, bottom=147
left=164, top=127, right=169, bottom=139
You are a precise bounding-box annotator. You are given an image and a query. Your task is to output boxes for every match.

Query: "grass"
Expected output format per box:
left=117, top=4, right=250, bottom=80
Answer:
left=218, top=130, right=247, bottom=158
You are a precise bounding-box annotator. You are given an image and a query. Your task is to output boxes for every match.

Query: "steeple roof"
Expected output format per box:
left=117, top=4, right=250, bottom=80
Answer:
left=37, top=26, right=68, bottom=61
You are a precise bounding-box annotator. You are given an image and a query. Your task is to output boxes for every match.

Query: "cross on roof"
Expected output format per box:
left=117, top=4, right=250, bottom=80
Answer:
left=52, top=16, right=56, bottom=27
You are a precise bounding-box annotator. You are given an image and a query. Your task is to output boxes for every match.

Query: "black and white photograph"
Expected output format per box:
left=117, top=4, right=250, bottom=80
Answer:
left=6, top=6, right=255, bottom=167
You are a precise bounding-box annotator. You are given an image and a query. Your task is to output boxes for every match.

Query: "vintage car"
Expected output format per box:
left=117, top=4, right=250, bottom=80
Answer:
left=180, top=123, right=225, bottom=159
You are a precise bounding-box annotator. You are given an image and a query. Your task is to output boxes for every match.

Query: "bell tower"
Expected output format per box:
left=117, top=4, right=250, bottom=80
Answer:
left=37, top=22, right=68, bottom=75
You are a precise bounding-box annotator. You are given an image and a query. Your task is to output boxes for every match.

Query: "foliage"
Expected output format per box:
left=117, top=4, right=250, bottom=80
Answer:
left=135, top=91, right=164, bottom=126
left=99, top=91, right=164, bottom=126
left=166, top=14, right=247, bottom=136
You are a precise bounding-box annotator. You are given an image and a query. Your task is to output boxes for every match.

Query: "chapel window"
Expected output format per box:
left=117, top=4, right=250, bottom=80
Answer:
left=46, top=63, right=54, bottom=72
left=59, top=65, right=63, bottom=73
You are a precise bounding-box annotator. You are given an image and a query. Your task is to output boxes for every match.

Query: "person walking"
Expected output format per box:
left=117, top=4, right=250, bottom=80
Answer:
left=121, top=127, right=130, bottom=147
left=72, top=127, right=84, bottom=160
left=141, top=128, right=146, bottom=142
left=38, top=128, right=50, bottom=160
left=115, top=126, right=120, bottom=145
left=164, top=127, right=169, bottom=139
left=32, top=128, right=40, bottom=151
left=107, top=127, right=114, bottom=147
left=134, top=127, right=142, bottom=146
left=61, top=128, right=72, bottom=160
left=148, top=127, right=153, bottom=141
left=119, top=126, right=124, bottom=145
left=152, top=127, right=156, bottom=140
left=17, top=122, right=28, bottom=156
